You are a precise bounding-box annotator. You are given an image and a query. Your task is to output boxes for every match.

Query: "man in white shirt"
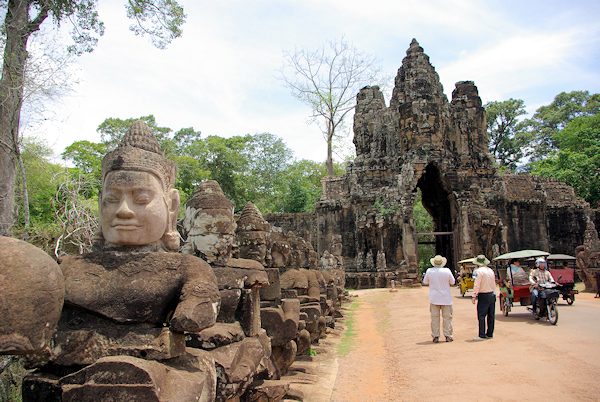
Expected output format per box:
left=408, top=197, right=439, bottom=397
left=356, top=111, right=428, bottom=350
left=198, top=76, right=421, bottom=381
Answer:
left=471, top=254, right=496, bottom=341
left=422, top=255, right=455, bottom=343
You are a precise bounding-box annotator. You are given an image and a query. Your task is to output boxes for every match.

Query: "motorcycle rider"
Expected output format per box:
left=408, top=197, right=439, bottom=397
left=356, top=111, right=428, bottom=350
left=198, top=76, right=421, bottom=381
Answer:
left=529, top=257, right=556, bottom=315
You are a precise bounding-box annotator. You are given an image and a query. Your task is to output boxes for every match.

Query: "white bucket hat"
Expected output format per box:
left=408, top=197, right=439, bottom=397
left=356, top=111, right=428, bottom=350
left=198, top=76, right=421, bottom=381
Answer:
left=430, top=255, right=447, bottom=267
left=474, top=254, right=490, bottom=266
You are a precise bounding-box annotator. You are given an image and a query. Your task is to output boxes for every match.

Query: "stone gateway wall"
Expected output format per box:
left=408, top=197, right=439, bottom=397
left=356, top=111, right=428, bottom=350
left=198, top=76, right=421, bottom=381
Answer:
left=271, top=39, right=599, bottom=288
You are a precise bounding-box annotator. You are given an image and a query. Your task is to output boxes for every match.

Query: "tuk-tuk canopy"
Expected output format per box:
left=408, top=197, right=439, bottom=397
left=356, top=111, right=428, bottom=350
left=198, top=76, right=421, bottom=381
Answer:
left=493, top=250, right=550, bottom=261
left=546, top=254, right=576, bottom=260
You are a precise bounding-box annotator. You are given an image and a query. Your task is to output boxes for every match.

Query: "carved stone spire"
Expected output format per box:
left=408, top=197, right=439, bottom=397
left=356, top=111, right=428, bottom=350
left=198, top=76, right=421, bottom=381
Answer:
left=390, top=38, right=447, bottom=108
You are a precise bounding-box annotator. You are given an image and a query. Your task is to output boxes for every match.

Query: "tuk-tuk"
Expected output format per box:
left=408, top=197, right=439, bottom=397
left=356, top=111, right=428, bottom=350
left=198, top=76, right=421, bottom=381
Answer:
left=494, top=250, right=558, bottom=325
left=493, top=250, right=549, bottom=316
left=457, top=257, right=476, bottom=297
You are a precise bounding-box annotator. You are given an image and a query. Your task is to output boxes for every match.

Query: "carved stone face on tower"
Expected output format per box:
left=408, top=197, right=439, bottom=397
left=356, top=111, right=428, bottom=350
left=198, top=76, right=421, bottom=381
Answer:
left=101, top=170, right=169, bottom=246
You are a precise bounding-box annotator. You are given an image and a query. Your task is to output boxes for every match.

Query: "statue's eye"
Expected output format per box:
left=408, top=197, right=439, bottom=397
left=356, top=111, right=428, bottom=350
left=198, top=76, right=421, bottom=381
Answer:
left=134, top=192, right=153, bottom=204
left=104, top=195, right=120, bottom=204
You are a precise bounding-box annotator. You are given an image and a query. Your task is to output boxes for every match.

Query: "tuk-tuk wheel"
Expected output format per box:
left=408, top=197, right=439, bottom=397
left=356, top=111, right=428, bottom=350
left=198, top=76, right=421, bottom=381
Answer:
left=566, top=296, right=574, bottom=305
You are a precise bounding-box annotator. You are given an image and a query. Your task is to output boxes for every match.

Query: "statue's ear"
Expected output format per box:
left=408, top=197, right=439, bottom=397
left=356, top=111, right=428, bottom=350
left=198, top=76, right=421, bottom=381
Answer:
left=168, top=188, right=180, bottom=216
left=162, top=189, right=181, bottom=251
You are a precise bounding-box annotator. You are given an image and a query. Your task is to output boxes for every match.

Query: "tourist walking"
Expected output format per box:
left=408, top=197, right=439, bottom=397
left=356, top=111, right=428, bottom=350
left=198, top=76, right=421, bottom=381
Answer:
left=471, top=254, right=496, bottom=340
left=422, top=255, right=455, bottom=343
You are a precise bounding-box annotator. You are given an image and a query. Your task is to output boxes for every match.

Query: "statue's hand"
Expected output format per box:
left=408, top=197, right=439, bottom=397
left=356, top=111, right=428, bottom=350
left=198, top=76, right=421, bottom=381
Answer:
left=171, top=295, right=219, bottom=333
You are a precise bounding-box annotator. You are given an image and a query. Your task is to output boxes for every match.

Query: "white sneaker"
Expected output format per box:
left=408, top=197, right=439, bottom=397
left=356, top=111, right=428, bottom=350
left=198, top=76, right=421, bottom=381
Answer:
left=473, top=337, right=487, bottom=341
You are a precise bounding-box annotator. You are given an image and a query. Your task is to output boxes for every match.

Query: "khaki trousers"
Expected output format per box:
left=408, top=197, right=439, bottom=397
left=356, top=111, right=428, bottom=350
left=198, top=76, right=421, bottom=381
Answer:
left=430, top=304, right=453, bottom=338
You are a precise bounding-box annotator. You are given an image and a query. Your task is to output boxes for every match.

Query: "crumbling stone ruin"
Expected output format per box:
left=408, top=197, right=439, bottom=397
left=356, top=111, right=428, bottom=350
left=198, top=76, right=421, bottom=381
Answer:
left=269, top=39, right=600, bottom=289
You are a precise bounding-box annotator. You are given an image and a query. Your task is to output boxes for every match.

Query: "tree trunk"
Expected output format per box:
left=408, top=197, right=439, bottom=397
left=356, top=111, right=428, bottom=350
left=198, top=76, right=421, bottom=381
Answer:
left=0, top=0, right=34, bottom=235
left=16, top=150, right=29, bottom=227
left=326, top=121, right=334, bottom=176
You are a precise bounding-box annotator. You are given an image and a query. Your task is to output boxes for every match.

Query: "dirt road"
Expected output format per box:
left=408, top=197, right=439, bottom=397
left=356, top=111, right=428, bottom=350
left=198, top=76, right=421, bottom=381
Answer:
left=329, top=287, right=600, bottom=401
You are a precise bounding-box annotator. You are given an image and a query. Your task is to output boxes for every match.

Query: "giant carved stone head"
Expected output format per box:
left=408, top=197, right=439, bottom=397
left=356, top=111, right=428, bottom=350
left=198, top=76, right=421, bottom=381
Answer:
left=100, top=121, right=180, bottom=251
left=181, top=180, right=236, bottom=265
left=236, top=202, right=270, bottom=265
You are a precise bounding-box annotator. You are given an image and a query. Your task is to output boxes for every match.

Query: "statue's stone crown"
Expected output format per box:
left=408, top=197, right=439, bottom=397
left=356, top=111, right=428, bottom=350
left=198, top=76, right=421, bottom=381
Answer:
left=238, top=202, right=270, bottom=232
left=186, top=180, right=234, bottom=211
left=101, top=120, right=176, bottom=189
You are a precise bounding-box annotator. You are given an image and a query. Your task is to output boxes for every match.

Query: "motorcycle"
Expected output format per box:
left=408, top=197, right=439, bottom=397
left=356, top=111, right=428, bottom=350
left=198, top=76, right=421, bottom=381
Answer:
left=528, top=282, right=559, bottom=325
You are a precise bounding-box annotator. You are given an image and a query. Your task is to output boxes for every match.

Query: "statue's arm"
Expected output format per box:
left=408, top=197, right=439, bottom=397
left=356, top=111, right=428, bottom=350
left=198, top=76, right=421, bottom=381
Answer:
left=170, top=255, right=220, bottom=333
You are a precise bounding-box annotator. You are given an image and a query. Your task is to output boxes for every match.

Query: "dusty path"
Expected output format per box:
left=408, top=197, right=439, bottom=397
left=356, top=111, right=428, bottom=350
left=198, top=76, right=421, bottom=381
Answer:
left=329, top=287, right=600, bottom=401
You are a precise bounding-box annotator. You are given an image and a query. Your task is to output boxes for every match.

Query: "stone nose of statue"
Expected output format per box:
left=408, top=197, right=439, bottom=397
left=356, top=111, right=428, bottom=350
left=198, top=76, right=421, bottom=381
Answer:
left=116, top=199, right=135, bottom=219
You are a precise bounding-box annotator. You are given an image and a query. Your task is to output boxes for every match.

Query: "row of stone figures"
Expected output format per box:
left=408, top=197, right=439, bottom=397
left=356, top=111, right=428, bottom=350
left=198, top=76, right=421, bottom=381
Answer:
left=0, top=121, right=345, bottom=402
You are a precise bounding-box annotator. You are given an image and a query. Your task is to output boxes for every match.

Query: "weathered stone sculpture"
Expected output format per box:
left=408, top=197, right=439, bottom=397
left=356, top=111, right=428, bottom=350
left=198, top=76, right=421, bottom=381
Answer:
left=237, top=201, right=271, bottom=266
left=181, top=180, right=237, bottom=266
left=234, top=202, right=301, bottom=377
left=0, top=237, right=64, bottom=358
left=269, top=228, right=292, bottom=269
left=21, top=121, right=221, bottom=402
left=181, top=181, right=273, bottom=400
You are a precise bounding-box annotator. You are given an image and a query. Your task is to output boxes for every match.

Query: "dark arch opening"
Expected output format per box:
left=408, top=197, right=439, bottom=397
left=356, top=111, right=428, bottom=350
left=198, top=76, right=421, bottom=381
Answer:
left=416, top=164, right=455, bottom=272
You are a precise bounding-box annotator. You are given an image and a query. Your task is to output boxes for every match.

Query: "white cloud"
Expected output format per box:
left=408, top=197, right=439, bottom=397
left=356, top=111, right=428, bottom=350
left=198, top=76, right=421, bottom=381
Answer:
left=438, top=26, right=600, bottom=103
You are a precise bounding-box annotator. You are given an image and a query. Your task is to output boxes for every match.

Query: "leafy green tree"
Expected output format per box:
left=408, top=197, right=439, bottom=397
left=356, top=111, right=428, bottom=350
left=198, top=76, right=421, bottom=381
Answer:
left=0, top=1, right=185, bottom=234
left=275, top=160, right=344, bottom=213
left=240, top=133, right=293, bottom=211
left=484, top=99, right=530, bottom=170
left=61, top=140, right=106, bottom=196
left=170, top=127, right=210, bottom=204
left=529, top=113, right=600, bottom=207
left=526, top=91, right=600, bottom=159
left=284, top=178, right=310, bottom=213
left=202, top=135, right=250, bottom=209
left=16, top=137, right=66, bottom=225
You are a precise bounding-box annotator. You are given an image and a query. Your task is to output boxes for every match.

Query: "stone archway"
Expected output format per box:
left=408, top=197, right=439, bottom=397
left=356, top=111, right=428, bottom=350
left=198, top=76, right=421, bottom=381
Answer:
left=416, top=163, right=456, bottom=272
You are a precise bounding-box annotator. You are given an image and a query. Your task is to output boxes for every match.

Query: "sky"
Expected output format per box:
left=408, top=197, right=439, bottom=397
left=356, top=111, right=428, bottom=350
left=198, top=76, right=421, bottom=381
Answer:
left=19, top=0, right=600, bottom=163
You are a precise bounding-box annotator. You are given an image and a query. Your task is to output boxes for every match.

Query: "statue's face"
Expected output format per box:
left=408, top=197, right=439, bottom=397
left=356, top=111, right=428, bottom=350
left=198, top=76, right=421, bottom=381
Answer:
left=270, top=241, right=290, bottom=268
left=239, top=231, right=267, bottom=263
left=101, top=171, right=168, bottom=246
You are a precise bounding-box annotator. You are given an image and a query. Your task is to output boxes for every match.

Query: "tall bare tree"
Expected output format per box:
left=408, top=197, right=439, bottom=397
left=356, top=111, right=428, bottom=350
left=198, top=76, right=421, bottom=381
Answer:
left=281, top=37, right=382, bottom=176
left=0, top=0, right=185, bottom=235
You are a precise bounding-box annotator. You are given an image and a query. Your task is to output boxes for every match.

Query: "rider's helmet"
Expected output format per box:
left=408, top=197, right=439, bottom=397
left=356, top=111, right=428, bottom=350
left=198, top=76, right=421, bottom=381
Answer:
left=535, top=257, right=547, bottom=269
